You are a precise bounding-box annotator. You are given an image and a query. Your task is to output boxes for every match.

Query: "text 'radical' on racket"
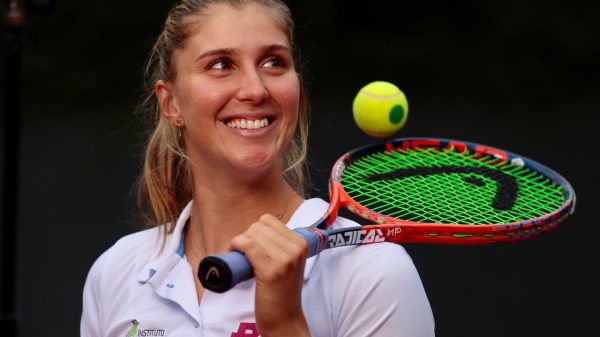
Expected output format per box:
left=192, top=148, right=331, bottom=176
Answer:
left=198, top=137, right=576, bottom=293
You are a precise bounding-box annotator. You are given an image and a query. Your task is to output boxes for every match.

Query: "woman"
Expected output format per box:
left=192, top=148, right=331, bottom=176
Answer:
left=81, top=1, right=435, bottom=336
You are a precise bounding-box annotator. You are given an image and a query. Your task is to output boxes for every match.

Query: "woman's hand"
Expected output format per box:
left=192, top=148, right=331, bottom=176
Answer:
left=230, top=214, right=311, bottom=337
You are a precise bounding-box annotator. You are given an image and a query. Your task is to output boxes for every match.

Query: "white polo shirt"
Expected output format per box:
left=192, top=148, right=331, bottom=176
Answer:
left=81, top=199, right=434, bottom=337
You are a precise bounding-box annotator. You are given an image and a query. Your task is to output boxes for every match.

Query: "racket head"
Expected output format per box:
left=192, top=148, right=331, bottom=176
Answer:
left=328, top=137, right=575, bottom=244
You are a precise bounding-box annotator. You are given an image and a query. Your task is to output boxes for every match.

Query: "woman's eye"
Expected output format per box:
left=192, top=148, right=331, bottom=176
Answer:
left=263, top=57, right=285, bottom=69
left=209, top=59, right=231, bottom=71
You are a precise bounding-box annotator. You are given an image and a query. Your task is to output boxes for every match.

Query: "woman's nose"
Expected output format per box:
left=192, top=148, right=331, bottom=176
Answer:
left=236, top=68, right=269, bottom=104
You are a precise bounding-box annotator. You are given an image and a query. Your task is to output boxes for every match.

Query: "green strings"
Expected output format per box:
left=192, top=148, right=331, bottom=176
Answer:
left=341, top=148, right=565, bottom=225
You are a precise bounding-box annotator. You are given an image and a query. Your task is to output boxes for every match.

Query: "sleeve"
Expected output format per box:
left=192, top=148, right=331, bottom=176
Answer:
left=330, top=244, right=435, bottom=337
left=81, top=251, right=109, bottom=337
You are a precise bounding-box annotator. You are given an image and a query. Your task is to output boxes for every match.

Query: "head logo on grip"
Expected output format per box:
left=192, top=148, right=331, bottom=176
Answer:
left=205, top=266, right=220, bottom=281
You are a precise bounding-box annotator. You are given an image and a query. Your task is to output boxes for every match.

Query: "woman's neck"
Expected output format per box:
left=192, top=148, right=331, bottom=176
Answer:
left=186, top=165, right=303, bottom=255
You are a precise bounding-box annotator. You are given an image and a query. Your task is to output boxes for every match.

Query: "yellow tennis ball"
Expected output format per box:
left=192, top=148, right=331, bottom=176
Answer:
left=352, top=81, right=409, bottom=137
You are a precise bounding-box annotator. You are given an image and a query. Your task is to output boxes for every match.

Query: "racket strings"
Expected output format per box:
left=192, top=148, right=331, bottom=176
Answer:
left=342, top=148, right=565, bottom=225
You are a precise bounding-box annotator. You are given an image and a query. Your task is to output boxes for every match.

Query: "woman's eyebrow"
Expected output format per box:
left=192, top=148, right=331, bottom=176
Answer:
left=262, top=44, right=290, bottom=54
left=195, top=48, right=237, bottom=63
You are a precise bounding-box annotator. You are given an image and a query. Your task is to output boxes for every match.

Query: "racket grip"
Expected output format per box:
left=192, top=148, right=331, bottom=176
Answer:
left=198, top=227, right=328, bottom=293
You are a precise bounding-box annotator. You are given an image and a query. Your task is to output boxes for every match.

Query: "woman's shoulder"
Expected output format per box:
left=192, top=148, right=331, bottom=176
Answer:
left=297, top=198, right=421, bottom=281
left=302, top=206, right=435, bottom=336
left=317, top=234, right=418, bottom=279
left=104, top=227, right=163, bottom=263
left=84, top=227, right=165, bottom=287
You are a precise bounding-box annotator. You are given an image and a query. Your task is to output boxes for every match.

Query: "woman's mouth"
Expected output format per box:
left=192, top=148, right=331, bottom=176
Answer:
left=226, top=118, right=270, bottom=130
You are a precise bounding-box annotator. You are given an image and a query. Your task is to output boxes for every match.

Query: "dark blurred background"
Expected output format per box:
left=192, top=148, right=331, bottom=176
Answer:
left=1, top=0, right=598, bottom=336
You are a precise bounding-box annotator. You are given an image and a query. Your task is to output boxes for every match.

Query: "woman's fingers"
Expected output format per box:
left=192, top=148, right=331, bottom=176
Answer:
left=229, top=214, right=307, bottom=281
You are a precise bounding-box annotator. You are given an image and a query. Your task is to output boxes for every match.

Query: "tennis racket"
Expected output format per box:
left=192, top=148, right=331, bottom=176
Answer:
left=198, top=137, right=575, bottom=293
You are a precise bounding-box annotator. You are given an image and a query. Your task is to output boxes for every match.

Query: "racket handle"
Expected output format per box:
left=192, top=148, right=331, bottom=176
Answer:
left=198, top=227, right=327, bottom=293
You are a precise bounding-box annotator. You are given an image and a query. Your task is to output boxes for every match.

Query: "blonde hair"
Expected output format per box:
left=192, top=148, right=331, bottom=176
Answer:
left=136, top=0, right=309, bottom=232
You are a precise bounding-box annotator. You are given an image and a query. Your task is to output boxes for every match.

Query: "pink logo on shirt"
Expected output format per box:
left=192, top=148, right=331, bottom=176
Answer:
left=231, top=322, right=259, bottom=337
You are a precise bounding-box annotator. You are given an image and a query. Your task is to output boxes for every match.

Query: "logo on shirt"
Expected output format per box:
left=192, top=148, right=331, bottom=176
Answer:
left=126, top=320, right=139, bottom=337
left=126, top=320, right=166, bottom=337
left=231, top=322, right=259, bottom=337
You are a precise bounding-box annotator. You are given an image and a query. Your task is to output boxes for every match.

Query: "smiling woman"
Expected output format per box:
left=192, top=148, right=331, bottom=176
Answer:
left=141, top=0, right=309, bottom=232
left=155, top=9, right=301, bottom=177
left=80, top=1, right=434, bottom=337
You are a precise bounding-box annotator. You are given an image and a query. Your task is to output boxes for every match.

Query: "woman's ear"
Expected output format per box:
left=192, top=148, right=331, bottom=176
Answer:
left=155, top=80, right=185, bottom=127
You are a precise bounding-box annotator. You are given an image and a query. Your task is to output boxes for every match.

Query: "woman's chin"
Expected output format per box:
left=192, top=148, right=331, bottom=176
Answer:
left=231, top=151, right=279, bottom=175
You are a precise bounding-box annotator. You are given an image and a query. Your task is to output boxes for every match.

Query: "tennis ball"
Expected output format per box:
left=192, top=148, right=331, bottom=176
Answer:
left=352, top=81, right=409, bottom=137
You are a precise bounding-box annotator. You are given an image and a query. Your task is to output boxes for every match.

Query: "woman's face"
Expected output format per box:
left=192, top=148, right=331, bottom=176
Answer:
left=158, top=3, right=300, bottom=177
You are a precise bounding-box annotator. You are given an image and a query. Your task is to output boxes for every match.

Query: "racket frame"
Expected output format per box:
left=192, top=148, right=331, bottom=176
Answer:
left=327, top=137, right=575, bottom=244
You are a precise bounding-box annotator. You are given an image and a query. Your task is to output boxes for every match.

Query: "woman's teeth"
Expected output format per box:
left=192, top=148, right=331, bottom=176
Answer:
left=226, top=118, right=270, bottom=130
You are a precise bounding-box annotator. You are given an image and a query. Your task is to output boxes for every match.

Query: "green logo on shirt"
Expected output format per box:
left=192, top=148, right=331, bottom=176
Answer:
left=125, top=320, right=166, bottom=337
left=127, top=320, right=139, bottom=337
